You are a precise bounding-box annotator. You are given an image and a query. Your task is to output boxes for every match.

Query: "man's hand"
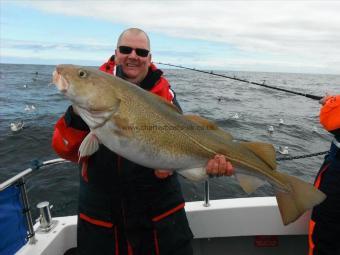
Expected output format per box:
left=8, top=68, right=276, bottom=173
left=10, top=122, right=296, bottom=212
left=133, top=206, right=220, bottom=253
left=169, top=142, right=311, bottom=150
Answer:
left=206, top=154, right=234, bottom=176
left=154, top=169, right=173, bottom=179
left=154, top=155, right=234, bottom=179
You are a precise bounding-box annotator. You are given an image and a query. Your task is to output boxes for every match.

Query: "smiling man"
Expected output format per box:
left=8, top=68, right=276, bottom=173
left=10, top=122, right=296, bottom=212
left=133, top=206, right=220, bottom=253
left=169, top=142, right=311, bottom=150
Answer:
left=53, top=28, right=233, bottom=255
left=114, top=28, right=151, bottom=84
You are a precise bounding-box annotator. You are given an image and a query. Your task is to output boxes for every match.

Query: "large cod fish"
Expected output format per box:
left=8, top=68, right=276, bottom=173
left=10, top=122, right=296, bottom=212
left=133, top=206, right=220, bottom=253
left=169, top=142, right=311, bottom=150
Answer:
left=53, top=64, right=325, bottom=225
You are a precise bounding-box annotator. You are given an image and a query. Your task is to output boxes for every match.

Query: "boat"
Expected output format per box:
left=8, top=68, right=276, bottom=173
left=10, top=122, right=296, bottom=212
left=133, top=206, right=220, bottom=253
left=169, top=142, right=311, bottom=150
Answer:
left=0, top=159, right=309, bottom=255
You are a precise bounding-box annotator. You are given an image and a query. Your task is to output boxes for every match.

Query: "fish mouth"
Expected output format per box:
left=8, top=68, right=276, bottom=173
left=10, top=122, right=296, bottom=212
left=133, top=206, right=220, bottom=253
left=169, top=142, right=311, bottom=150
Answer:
left=53, top=69, right=69, bottom=93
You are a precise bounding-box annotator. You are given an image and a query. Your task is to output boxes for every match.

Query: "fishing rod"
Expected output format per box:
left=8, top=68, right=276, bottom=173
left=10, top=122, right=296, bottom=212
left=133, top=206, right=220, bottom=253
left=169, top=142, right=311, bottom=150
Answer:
left=156, top=62, right=330, bottom=160
left=156, top=62, right=323, bottom=101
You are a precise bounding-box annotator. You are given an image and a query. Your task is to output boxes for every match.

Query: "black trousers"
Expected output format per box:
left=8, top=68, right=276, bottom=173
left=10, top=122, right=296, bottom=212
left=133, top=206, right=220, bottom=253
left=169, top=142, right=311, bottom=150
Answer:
left=310, top=150, right=340, bottom=255
left=77, top=208, right=193, bottom=255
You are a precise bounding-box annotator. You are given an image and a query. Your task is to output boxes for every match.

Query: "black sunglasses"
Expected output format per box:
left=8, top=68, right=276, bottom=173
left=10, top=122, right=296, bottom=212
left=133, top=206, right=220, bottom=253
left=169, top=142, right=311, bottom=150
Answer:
left=118, top=46, right=150, bottom=57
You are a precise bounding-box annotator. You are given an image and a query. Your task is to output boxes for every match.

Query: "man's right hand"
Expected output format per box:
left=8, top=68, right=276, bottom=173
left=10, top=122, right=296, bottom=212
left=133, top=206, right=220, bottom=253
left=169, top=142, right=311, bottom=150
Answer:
left=154, top=169, right=173, bottom=179
left=319, top=94, right=330, bottom=105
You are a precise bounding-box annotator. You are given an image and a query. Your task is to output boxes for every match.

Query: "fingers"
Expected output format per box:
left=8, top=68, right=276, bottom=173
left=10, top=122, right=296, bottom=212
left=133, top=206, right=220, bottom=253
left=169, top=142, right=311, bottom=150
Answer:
left=206, top=155, right=234, bottom=177
left=226, top=161, right=234, bottom=175
left=319, top=93, right=331, bottom=105
left=154, top=169, right=173, bottom=179
left=154, top=155, right=233, bottom=179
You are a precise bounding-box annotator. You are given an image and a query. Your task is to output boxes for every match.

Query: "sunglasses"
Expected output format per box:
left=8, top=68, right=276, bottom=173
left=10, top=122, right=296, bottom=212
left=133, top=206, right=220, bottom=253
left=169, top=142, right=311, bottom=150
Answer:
left=118, top=46, right=150, bottom=57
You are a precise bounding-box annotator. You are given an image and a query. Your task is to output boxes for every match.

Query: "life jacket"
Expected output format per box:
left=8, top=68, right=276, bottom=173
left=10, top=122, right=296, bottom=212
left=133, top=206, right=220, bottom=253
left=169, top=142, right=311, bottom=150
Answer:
left=308, top=140, right=340, bottom=255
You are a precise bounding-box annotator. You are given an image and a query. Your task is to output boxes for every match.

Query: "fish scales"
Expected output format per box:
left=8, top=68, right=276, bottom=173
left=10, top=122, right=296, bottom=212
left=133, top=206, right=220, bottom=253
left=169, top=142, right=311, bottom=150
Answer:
left=53, top=64, right=326, bottom=225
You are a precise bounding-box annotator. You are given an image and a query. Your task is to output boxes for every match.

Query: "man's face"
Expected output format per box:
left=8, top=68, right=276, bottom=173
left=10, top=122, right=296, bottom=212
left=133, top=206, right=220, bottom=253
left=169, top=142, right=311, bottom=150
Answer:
left=115, top=32, right=151, bottom=84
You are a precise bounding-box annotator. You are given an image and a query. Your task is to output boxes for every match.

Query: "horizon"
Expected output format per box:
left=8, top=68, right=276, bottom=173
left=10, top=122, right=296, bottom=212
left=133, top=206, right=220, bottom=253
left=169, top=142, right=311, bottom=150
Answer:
left=2, top=62, right=339, bottom=77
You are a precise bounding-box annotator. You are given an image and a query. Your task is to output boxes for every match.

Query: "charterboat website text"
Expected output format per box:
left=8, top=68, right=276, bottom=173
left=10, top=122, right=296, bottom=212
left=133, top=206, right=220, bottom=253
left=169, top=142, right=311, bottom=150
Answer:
left=122, top=125, right=214, bottom=131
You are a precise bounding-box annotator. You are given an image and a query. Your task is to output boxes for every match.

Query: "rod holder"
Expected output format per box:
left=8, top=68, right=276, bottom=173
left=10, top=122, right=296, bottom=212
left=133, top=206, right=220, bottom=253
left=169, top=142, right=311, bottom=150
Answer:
left=36, top=201, right=56, bottom=232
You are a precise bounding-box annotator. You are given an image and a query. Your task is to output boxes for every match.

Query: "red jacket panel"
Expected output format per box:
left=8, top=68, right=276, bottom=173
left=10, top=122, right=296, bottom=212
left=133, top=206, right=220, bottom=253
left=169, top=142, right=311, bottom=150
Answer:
left=52, top=117, right=89, bottom=162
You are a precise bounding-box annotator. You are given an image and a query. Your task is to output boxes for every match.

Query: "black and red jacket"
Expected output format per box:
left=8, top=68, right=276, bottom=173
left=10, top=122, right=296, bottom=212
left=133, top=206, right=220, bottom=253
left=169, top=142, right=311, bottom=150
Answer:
left=308, top=133, right=340, bottom=255
left=52, top=57, right=192, bottom=254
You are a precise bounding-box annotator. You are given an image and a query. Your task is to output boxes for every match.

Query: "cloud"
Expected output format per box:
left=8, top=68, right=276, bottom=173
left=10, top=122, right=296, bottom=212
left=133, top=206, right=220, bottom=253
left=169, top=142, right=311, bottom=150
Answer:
left=1, top=39, right=112, bottom=65
left=27, top=3, right=340, bottom=49
left=2, top=39, right=112, bottom=52
left=5, top=1, right=340, bottom=73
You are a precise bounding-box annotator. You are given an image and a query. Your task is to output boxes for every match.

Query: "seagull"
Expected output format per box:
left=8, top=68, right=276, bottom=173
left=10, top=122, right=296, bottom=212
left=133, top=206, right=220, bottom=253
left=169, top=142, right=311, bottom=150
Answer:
left=279, top=118, right=284, bottom=125
left=278, top=146, right=289, bottom=155
left=10, top=121, right=24, bottom=132
left=267, top=125, right=274, bottom=134
left=24, top=105, right=36, bottom=112
left=232, top=113, right=239, bottom=119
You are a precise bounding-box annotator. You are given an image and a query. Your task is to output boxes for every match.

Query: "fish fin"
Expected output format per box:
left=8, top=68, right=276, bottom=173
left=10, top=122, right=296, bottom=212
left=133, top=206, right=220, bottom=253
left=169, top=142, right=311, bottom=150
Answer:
left=178, top=168, right=208, bottom=182
left=240, top=142, right=277, bottom=169
left=112, top=115, right=133, bottom=138
left=213, top=129, right=234, bottom=141
left=235, top=173, right=266, bottom=194
left=79, top=132, right=100, bottom=159
left=77, top=105, right=117, bottom=129
left=185, top=115, right=233, bottom=140
left=185, top=115, right=219, bottom=130
left=155, top=96, right=182, bottom=113
left=275, top=172, right=326, bottom=225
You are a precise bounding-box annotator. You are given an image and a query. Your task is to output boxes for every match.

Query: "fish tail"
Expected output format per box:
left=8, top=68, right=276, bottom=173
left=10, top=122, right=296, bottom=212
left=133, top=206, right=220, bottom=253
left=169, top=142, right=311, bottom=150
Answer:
left=275, top=172, right=326, bottom=225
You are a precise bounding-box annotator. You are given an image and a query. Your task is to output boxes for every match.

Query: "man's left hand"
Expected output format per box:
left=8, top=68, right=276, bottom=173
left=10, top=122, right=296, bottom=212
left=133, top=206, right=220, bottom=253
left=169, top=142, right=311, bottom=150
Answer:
left=154, top=154, right=234, bottom=179
left=206, top=154, right=234, bottom=176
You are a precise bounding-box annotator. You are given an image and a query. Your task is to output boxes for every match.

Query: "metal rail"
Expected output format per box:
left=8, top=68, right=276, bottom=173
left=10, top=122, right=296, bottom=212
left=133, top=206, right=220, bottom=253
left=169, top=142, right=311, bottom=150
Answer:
left=0, top=168, right=32, bottom=192
left=0, top=158, right=68, bottom=191
left=0, top=158, right=69, bottom=245
left=203, top=179, right=210, bottom=207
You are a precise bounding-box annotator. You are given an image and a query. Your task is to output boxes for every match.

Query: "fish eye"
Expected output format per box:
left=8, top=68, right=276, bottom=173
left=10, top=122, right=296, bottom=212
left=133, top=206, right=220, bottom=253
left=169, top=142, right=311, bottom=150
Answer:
left=78, top=70, right=88, bottom=78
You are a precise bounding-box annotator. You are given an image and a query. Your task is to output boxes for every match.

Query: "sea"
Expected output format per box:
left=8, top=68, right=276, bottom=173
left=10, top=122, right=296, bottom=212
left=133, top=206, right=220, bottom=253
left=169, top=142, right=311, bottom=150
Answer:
left=0, top=63, right=339, bottom=218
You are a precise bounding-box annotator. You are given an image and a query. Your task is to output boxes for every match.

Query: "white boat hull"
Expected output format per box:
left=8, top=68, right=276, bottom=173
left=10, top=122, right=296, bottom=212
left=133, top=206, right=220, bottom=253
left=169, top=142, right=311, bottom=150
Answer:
left=16, top=197, right=309, bottom=255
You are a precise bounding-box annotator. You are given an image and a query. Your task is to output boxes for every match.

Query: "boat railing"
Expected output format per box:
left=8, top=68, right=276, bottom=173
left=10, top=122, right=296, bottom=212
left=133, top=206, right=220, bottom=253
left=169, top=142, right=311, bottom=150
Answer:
left=0, top=158, right=212, bottom=247
left=0, top=158, right=70, bottom=245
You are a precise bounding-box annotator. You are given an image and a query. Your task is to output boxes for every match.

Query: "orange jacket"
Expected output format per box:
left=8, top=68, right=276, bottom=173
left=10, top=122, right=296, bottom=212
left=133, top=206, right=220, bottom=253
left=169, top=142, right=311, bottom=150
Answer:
left=320, top=95, right=340, bottom=132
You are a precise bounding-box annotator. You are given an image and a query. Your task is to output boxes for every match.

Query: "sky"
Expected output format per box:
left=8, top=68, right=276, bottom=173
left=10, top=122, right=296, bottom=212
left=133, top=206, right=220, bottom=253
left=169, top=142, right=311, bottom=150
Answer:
left=1, top=0, right=340, bottom=74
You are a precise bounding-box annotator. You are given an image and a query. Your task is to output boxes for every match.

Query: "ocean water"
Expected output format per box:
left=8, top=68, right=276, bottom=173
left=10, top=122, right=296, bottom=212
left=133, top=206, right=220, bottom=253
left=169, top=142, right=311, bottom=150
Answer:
left=0, top=63, right=339, bottom=218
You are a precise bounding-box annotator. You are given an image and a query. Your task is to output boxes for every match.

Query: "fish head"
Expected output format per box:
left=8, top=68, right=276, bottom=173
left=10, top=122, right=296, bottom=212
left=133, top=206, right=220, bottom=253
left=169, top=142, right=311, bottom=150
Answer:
left=53, top=64, right=122, bottom=128
left=53, top=64, right=120, bottom=112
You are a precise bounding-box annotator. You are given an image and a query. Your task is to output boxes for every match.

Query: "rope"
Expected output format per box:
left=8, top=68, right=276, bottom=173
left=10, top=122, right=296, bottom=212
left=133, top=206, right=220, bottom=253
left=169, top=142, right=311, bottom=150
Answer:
left=31, top=159, right=43, bottom=170
left=156, top=62, right=322, bottom=101
left=276, top=150, right=329, bottom=161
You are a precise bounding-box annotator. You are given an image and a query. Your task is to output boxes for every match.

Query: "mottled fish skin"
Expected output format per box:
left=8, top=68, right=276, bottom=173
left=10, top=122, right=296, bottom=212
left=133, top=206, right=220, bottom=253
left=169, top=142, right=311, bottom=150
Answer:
left=53, top=65, right=270, bottom=173
left=53, top=64, right=326, bottom=225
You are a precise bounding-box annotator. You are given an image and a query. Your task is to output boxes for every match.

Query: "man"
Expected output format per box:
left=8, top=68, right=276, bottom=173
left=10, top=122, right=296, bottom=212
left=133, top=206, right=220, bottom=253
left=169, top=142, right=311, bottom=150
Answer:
left=309, top=95, right=340, bottom=255
left=52, top=28, right=233, bottom=255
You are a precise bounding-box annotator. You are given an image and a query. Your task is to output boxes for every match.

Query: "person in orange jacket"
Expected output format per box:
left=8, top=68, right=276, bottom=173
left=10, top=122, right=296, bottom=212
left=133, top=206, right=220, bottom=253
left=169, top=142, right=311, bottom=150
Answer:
left=309, top=94, right=340, bottom=255
left=52, top=28, right=234, bottom=255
